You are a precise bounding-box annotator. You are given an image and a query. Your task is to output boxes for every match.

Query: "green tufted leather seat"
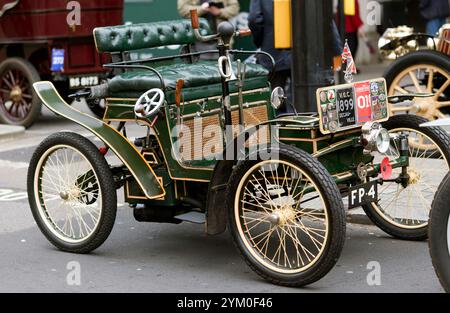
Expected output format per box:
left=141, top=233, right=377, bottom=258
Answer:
left=107, top=61, right=269, bottom=94
left=94, top=19, right=270, bottom=100
left=94, top=19, right=213, bottom=53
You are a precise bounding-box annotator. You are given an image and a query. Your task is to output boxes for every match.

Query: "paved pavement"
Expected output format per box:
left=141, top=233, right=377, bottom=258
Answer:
left=0, top=65, right=446, bottom=293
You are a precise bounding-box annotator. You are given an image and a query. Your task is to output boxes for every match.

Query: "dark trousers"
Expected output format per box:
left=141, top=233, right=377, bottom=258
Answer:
left=345, top=32, right=359, bottom=56
left=270, top=69, right=294, bottom=114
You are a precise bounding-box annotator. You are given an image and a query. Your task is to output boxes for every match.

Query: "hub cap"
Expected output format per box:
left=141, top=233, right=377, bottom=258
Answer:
left=0, top=69, right=33, bottom=122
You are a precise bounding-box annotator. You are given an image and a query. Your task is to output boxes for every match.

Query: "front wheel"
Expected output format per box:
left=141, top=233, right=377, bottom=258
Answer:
left=227, top=144, right=346, bottom=287
left=363, top=114, right=450, bottom=240
left=27, top=132, right=117, bottom=254
left=429, top=174, right=450, bottom=292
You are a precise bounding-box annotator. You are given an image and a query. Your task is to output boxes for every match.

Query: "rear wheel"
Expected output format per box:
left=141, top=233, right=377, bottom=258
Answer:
left=362, top=114, right=450, bottom=240
left=227, top=144, right=346, bottom=287
left=27, top=132, right=117, bottom=253
left=429, top=174, right=450, bottom=292
left=385, top=50, right=450, bottom=119
left=0, top=57, right=41, bottom=128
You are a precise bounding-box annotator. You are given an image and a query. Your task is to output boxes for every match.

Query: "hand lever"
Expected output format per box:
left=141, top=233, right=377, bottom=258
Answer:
left=175, top=79, right=184, bottom=108
left=190, top=9, right=199, bottom=30
left=237, top=29, right=252, bottom=37
left=190, top=9, right=219, bottom=42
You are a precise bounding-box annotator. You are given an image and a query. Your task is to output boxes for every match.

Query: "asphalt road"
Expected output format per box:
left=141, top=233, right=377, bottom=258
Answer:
left=0, top=97, right=446, bottom=293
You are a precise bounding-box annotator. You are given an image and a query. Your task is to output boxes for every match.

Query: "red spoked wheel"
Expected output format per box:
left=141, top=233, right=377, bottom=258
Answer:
left=0, top=57, right=41, bottom=128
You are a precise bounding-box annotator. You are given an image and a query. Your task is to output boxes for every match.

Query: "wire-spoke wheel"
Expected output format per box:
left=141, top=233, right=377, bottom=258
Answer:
left=362, top=114, right=450, bottom=240
left=385, top=51, right=450, bottom=121
left=0, top=58, right=41, bottom=128
left=227, top=144, right=346, bottom=287
left=27, top=132, right=117, bottom=253
left=429, top=173, right=450, bottom=292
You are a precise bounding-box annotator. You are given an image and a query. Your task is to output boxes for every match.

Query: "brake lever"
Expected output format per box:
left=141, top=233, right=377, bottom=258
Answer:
left=68, top=90, right=91, bottom=101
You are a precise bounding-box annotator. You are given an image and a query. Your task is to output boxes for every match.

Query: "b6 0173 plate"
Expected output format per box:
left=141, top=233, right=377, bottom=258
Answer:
left=317, top=78, right=389, bottom=134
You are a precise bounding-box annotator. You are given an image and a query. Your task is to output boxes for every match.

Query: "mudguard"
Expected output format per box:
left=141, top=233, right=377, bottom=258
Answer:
left=33, top=81, right=165, bottom=200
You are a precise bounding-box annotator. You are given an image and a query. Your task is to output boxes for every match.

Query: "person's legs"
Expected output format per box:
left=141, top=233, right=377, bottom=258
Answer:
left=269, top=69, right=293, bottom=114
left=269, top=70, right=290, bottom=90
left=345, top=32, right=358, bottom=55
left=426, top=18, right=446, bottom=36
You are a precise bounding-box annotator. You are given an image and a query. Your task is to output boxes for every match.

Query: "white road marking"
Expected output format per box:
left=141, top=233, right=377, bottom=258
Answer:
left=0, top=159, right=29, bottom=169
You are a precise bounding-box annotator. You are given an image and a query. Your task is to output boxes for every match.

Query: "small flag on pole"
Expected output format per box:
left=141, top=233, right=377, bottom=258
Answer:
left=342, top=40, right=357, bottom=82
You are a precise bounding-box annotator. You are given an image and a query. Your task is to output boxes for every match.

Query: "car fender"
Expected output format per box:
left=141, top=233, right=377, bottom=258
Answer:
left=33, top=81, right=166, bottom=200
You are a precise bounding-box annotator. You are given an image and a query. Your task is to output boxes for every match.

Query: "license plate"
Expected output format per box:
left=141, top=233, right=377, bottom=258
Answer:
left=69, top=76, right=99, bottom=89
left=348, top=181, right=378, bottom=209
left=317, top=78, right=389, bottom=134
left=51, top=49, right=65, bottom=72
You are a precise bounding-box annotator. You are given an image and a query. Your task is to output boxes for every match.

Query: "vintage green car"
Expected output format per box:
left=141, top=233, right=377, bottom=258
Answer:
left=27, top=13, right=450, bottom=287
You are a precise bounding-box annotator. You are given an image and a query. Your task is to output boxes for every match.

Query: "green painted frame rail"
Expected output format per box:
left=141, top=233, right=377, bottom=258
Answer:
left=33, top=81, right=166, bottom=200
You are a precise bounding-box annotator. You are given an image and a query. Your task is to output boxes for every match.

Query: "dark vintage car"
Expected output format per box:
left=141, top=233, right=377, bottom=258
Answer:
left=0, top=0, right=124, bottom=127
left=381, top=24, right=450, bottom=125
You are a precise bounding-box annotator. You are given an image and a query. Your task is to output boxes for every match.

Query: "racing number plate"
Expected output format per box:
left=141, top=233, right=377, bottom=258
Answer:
left=348, top=181, right=378, bottom=209
left=317, top=78, right=389, bottom=134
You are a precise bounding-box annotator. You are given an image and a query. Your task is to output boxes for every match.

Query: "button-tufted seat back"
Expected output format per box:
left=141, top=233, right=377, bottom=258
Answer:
left=93, top=19, right=212, bottom=53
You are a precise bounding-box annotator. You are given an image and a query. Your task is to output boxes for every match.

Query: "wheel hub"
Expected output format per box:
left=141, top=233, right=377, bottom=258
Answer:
left=411, top=96, right=440, bottom=119
left=269, top=205, right=297, bottom=226
left=408, top=168, right=421, bottom=185
left=60, top=188, right=81, bottom=201
left=10, top=86, right=22, bottom=102
left=59, top=191, right=69, bottom=201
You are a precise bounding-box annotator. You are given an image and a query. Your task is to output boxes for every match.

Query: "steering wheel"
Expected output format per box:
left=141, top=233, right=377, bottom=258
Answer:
left=134, top=88, right=165, bottom=119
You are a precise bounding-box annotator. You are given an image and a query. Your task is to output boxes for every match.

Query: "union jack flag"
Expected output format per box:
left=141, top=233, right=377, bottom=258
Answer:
left=342, top=40, right=357, bottom=77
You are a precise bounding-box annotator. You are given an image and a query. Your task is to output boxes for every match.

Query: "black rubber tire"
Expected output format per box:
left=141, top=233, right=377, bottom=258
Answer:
left=362, top=114, right=450, bottom=241
left=226, top=144, right=346, bottom=287
left=27, top=132, right=117, bottom=254
left=429, top=173, right=450, bottom=293
left=384, top=50, right=450, bottom=113
left=384, top=50, right=450, bottom=91
left=0, top=57, right=41, bottom=128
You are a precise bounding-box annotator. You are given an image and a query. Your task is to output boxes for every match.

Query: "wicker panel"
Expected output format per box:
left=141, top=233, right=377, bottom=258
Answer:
left=231, top=105, right=269, bottom=126
left=175, top=105, right=270, bottom=161
left=231, top=105, right=270, bottom=146
left=438, top=27, right=450, bottom=56
left=177, top=114, right=223, bottom=161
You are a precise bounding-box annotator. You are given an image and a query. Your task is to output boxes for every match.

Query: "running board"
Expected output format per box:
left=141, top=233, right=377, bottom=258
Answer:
left=174, top=212, right=206, bottom=224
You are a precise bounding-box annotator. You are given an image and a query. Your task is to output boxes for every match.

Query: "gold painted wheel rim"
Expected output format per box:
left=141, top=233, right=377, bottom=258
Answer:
left=34, top=145, right=103, bottom=243
left=234, top=160, right=329, bottom=274
left=389, top=64, right=450, bottom=119
left=389, top=64, right=450, bottom=151
left=371, top=128, right=449, bottom=229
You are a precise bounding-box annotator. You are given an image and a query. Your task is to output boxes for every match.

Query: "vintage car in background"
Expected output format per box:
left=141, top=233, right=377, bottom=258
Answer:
left=418, top=117, right=450, bottom=293
left=380, top=24, right=450, bottom=124
left=26, top=11, right=450, bottom=287
left=429, top=159, right=450, bottom=293
left=0, top=0, right=124, bottom=127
